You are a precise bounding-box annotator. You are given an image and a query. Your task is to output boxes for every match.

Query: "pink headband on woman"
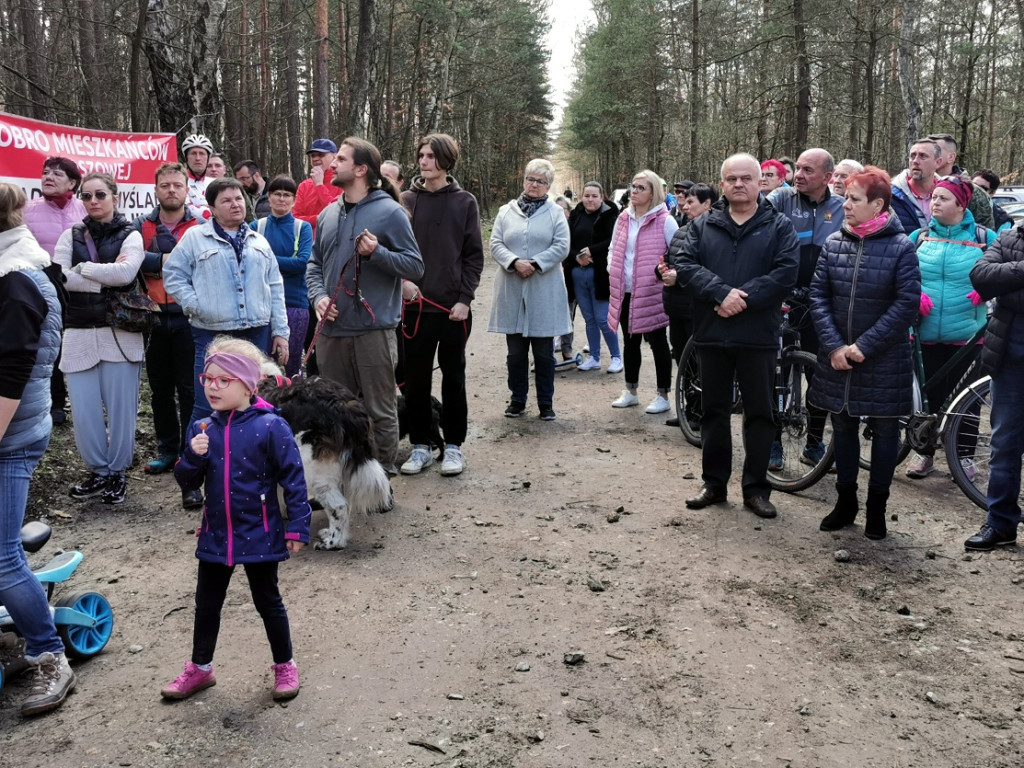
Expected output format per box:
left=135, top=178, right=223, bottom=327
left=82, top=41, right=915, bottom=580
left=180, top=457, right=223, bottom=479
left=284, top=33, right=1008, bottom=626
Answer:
left=204, top=352, right=261, bottom=392
left=935, top=177, right=972, bottom=210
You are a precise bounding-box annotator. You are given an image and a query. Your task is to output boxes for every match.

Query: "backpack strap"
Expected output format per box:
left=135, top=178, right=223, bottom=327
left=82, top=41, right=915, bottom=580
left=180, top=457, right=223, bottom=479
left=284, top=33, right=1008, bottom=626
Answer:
left=257, top=217, right=267, bottom=237
left=292, top=219, right=301, bottom=258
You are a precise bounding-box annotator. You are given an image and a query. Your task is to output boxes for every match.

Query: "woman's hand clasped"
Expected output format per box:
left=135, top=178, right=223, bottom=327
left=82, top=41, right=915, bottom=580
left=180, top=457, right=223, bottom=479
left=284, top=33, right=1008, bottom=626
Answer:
left=514, top=259, right=536, bottom=278
left=830, top=343, right=865, bottom=370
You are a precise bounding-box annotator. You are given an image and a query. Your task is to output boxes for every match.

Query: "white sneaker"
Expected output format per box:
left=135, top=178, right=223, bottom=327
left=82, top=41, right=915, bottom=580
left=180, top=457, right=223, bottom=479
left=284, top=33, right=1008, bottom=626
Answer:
left=906, top=453, right=935, bottom=478
left=577, top=357, right=601, bottom=371
left=440, top=445, right=465, bottom=476
left=645, top=395, right=671, bottom=414
left=400, top=445, right=434, bottom=475
left=612, top=390, right=639, bottom=408
left=607, top=357, right=623, bottom=374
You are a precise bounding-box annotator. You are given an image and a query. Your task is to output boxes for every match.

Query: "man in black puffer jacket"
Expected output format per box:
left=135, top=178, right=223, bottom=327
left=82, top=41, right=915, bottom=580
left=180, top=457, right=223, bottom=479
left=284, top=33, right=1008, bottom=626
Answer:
left=670, top=153, right=799, bottom=519
left=966, top=226, right=1024, bottom=551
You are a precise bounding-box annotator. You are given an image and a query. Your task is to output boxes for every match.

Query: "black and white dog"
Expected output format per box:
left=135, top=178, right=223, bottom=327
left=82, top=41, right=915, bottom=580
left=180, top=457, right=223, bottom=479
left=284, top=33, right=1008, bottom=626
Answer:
left=258, top=376, right=392, bottom=550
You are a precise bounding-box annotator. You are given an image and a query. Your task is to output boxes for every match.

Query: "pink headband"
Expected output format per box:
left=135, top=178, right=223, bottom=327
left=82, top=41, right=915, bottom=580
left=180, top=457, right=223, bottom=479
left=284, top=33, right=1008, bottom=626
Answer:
left=935, top=178, right=972, bottom=210
left=204, top=352, right=261, bottom=392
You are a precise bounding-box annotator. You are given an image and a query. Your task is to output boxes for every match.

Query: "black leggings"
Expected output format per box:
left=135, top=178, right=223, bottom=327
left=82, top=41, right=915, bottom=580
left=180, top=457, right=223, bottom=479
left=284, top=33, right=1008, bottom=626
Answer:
left=192, top=560, right=292, bottom=666
left=620, top=293, right=672, bottom=391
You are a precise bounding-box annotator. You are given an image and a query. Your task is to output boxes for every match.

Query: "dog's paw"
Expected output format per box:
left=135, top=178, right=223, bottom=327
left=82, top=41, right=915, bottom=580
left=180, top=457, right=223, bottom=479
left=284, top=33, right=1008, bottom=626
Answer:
left=375, top=491, right=395, bottom=514
left=315, top=527, right=348, bottom=550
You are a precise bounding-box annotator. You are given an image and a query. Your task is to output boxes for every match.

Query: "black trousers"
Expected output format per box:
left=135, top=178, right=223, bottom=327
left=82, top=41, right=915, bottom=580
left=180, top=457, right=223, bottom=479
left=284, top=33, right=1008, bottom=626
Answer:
left=620, top=293, right=672, bottom=391
left=403, top=309, right=472, bottom=446
left=697, top=345, right=776, bottom=499
left=192, top=560, right=292, bottom=666
left=145, top=311, right=195, bottom=457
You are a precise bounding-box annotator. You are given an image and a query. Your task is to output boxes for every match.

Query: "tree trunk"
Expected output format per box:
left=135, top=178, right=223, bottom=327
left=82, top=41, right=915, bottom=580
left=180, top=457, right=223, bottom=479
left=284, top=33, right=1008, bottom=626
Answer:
left=78, top=0, right=102, bottom=126
left=896, top=0, right=921, bottom=155
left=793, top=0, right=810, bottom=150
left=18, top=0, right=49, bottom=120
left=313, top=0, right=330, bottom=139
left=347, top=0, right=377, bottom=136
left=143, top=0, right=228, bottom=136
left=689, top=0, right=699, bottom=164
left=280, top=0, right=304, bottom=178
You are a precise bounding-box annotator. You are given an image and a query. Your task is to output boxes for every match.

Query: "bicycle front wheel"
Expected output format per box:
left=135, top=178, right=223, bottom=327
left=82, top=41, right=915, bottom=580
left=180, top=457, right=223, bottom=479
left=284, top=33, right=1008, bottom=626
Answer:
left=768, top=350, right=835, bottom=493
left=943, top=377, right=992, bottom=510
left=675, top=335, right=702, bottom=447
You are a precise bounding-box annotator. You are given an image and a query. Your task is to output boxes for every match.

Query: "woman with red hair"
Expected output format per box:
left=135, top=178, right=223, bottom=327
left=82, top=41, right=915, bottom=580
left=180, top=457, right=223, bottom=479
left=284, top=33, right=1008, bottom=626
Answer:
left=760, top=159, right=787, bottom=193
left=807, top=166, right=921, bottom=539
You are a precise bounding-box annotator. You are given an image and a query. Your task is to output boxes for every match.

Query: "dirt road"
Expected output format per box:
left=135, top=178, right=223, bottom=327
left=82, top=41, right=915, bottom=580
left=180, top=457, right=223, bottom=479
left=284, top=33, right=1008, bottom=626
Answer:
left=2, top=264, right=1023, bottom=767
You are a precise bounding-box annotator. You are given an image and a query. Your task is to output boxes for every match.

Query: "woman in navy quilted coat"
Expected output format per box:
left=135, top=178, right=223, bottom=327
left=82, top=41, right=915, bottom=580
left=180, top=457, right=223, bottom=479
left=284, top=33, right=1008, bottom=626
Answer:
left=808, top=167, right=921, bottom=540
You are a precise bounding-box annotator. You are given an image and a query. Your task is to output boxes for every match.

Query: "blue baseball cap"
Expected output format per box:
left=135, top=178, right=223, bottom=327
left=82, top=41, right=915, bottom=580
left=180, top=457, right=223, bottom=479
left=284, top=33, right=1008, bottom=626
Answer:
left=307, top=138, right=338, bottom=154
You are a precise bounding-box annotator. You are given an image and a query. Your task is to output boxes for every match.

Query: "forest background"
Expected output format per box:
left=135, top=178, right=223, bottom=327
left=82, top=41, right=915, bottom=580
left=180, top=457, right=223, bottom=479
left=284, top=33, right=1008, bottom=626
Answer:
left=2, top=0, right=1022, bottom=215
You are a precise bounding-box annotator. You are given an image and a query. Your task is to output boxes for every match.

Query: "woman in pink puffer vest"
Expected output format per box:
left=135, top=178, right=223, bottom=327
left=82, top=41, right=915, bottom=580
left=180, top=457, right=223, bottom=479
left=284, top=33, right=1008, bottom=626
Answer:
left=607, top=169, right=679, bottom=414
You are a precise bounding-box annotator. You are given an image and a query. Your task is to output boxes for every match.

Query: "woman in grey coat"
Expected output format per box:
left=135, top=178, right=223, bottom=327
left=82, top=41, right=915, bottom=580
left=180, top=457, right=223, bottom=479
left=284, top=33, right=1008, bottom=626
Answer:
left=488, top=159, right=571, bottom=420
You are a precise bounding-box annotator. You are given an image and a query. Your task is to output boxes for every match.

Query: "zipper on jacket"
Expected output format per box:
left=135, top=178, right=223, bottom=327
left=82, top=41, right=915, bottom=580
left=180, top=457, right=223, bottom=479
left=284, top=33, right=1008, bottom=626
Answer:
left=843, top=238, right=866, bottom=406
left=261, top=493, right=269, bottom=532
left=223, top=410, right=235, bottom=566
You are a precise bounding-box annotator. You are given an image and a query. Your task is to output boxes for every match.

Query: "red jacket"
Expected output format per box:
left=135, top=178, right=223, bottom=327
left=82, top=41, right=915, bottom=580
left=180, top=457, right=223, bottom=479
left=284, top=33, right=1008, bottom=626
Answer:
left=294, top=178, right=342, bottom=233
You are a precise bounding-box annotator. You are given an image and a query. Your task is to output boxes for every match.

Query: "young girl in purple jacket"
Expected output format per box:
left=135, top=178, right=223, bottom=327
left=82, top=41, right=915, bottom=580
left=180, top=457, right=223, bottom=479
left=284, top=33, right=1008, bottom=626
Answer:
left=162, top=337, right=311, bottom=702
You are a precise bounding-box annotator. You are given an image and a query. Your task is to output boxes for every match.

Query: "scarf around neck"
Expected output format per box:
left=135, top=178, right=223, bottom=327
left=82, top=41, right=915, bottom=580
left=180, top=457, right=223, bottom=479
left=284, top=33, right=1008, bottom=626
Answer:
left=848, top=212, right=889, bottom=239
left=517, top=193, right=547, bottom=219
left=214, top=219, right=246, bottom=262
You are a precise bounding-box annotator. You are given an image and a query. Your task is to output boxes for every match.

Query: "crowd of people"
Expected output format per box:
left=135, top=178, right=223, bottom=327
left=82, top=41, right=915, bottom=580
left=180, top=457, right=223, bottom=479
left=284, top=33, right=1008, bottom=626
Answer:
left=4, top=130, right=1024, bottom=718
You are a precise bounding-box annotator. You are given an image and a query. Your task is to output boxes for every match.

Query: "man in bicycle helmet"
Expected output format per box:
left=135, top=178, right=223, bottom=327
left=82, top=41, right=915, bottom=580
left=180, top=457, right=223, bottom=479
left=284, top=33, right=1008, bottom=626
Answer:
left=180, top=133, right=214, bottom=221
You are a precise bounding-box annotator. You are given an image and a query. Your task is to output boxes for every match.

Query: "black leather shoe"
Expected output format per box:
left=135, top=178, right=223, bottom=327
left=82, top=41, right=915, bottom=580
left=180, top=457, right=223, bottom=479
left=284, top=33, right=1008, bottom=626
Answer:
left=743, top=496, right=778, bottom=518
left=182, top=489, right=204, bottom=510
left=665, top=416, right=680, bottom=427
left=964, top=524, right=1017, bottom=551
left=685, top=487, right=727, bottom=509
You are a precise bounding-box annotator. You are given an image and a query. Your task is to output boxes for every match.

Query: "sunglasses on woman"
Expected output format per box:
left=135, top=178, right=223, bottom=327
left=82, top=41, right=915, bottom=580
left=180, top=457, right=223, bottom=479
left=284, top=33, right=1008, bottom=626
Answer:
left=80, top=191, right=110, bottom=202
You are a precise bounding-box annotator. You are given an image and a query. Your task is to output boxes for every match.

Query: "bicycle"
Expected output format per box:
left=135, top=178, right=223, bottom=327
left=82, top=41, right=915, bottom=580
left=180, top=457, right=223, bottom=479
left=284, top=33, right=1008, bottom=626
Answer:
left=857, top=324, right=993, bottom=508
left=674, top=294, right=834, bottom=493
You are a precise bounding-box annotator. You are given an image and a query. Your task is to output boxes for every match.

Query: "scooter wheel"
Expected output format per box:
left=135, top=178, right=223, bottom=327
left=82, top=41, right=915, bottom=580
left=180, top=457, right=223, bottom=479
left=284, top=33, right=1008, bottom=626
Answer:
left=57, top=591, right=114, bottom=659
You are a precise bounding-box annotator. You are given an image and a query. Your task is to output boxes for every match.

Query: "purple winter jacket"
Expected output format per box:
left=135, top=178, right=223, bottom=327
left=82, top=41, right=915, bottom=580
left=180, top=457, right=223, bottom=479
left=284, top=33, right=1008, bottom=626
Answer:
left=175, top=398, right=311, bottom=566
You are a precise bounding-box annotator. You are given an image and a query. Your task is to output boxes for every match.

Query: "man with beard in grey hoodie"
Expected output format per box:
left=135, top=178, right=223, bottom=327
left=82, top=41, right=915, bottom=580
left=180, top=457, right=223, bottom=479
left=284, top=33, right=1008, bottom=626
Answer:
left=306, top=137, right=423, bottom=475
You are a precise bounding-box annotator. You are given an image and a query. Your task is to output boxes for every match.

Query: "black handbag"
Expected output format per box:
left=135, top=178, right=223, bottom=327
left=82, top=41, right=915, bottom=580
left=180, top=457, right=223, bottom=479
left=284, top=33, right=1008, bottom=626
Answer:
left=82, top=228, right=160, bottom=333
left=104, top=277, right=160, bottom=333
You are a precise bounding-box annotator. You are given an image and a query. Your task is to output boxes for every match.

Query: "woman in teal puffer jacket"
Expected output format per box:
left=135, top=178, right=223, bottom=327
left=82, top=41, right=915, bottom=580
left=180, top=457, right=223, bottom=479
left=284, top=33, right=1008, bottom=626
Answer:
left=905, top=177, right=996, bottom=478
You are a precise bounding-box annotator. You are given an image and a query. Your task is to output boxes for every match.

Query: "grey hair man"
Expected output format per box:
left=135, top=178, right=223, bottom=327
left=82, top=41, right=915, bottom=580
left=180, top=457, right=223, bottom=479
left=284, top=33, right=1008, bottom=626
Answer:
left=830, top=159, right=864, bottom=197
left=670, top=153, right=799, bottom=519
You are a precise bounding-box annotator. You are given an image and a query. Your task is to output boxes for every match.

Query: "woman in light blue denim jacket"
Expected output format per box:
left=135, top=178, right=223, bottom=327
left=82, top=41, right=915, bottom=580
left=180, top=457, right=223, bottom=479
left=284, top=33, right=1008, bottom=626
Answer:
left=164, top=178, right=289, bottom=424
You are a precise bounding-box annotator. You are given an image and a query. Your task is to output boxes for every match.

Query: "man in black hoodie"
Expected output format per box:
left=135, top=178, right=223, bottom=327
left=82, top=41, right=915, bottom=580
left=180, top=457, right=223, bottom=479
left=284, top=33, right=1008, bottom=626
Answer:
left=671, top=153, right=799, bottom=519
left=398, top=134, right=484, bottom=477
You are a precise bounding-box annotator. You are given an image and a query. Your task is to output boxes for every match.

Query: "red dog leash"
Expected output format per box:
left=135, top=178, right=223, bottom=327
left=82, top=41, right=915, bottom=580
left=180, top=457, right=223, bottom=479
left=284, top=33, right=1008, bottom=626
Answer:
left=302, top=248, right=376, bottom=376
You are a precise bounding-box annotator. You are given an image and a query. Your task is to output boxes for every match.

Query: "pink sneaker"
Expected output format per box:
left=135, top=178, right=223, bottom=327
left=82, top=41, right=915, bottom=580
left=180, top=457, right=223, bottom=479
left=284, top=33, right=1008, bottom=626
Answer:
left=161, top=661, right=216, bottom=700
left=271, top=660, right=300, bottom=700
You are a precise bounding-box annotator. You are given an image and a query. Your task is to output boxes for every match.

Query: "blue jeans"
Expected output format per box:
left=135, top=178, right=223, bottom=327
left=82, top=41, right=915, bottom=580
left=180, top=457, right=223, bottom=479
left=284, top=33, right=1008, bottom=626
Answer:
left=572, top=266, right=620, bottom=361
left=0, top=436, right=64, bottom=657
left=189, top=325, right=271, bottom=424
left=986, top=355, right=1024, bottom=534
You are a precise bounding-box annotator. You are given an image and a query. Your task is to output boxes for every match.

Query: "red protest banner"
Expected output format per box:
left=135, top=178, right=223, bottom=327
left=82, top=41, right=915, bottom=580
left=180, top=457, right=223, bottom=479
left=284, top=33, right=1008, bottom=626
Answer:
left=0, top=112, right=177, bottom=220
